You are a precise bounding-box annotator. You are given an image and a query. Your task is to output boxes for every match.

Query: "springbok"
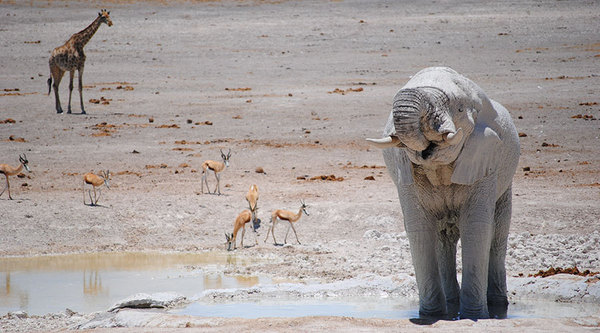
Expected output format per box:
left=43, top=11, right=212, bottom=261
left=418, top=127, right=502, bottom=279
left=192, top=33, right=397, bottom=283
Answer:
left=83, top=170, right=109, bottom=206
left=201, top=149, right=231, bottom=195
left=265, top=200, right=309, bottom=245
left=0, top=154, right=30, bottom=200
left=245, top=184, right=259, bottom=217
left=225, top=204, right=259, bottom=251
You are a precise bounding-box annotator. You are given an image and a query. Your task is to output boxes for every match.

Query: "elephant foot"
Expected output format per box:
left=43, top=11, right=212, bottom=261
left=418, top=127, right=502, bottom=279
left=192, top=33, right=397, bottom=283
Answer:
left=487, top=298, right=508, bottom=319
left=445, top=299, right=460, bottom=320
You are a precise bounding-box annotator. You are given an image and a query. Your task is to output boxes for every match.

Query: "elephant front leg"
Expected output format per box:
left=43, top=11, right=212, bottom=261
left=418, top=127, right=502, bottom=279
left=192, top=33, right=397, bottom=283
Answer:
left=400, top=186, right=446, bottom=318
left=487, top=187, right=512, bottom=319
left=437, top=226, right=460, bottom=319
left=407, top=228, right=447, bottom=317
left=458, top=177, right=497, bottom=319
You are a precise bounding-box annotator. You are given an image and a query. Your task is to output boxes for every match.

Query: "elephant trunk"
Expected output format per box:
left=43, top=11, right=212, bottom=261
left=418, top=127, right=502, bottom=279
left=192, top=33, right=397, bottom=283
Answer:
left=366, top=86, right=463, bottom=151
left=392, top=88, right=431, bottom=152
left=393, top=87, right=462, bottom=151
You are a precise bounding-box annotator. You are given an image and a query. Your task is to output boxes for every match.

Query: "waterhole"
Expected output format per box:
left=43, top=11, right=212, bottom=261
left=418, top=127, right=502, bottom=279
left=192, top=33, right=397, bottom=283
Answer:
left=0, top=251, right=269, bottom=315
left=2, top=253, right=599, bottom=320
left=174, top=298, right=600, bottom=320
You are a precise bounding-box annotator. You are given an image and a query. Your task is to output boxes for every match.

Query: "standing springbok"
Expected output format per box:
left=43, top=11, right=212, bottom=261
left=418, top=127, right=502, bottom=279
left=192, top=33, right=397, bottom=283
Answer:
left=225, top=204, right=259, bottom=251
left=0, top=154, right=30, bottom=200
left=83, top=170, right=109, bottom=206
left=245, top=184, right=259, bottom=217
left=265, top=200, right=309, bottom=245
left=201, top=149, right=231, bottom=195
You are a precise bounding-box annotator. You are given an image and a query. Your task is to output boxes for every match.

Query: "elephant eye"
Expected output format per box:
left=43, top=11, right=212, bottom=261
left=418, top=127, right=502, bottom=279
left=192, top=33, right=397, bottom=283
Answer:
left=458, top=108, right=464, bottom=113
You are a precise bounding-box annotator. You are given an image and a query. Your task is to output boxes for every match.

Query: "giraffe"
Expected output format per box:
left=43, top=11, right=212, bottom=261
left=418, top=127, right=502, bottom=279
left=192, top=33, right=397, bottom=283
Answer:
left=47, top=9, right=113, bottom=114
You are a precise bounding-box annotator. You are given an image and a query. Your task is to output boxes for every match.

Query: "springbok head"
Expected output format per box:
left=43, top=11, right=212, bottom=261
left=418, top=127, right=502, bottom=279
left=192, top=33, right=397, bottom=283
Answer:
left=300, top=199, right=309, bottom=216
left=102, top=170, right=110, bottom=189
left=225, top=232, right=234, bottom=251
left=19, top=154, right=30, bottom=172
left=220, top=149, right=232, bottom=167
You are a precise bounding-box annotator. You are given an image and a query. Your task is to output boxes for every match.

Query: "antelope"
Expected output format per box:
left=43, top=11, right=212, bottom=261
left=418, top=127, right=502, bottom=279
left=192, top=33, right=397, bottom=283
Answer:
left=245, top=184, right=259, bottom=217
left=225, top=204, right=259, bottom=251
left=201, top=149, right=231, bottom=195
left=83, top=170, right=109, bottom=206
left=265, top=200, right=309, bottom=245
left=0, top=154, right=30, bottom=200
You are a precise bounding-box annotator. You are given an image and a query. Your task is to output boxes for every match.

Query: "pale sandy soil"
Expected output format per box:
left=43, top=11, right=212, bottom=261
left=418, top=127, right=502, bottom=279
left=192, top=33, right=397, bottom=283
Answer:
left=0, top=0, right=599, bottom=331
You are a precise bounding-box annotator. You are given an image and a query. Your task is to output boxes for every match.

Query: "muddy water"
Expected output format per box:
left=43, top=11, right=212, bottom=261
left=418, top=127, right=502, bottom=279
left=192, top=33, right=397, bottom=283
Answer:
left=0, top=252, right=268, bottom=315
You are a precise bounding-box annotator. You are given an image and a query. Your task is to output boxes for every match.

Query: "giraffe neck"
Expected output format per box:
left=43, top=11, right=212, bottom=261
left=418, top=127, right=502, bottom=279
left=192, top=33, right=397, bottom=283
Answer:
left=74, top=16, right=103, bottom=48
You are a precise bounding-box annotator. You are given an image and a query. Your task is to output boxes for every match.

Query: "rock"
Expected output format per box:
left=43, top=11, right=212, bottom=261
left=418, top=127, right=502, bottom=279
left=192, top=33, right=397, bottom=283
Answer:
left=363, top=229, right=382, bottom=239
left=108, top=292, right=186, bottom=312
left=8, top=310, right=28, bottom=319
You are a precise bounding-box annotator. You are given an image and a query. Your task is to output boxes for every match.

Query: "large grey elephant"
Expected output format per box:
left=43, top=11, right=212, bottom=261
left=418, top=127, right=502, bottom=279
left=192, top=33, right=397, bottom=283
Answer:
left=367, top=67, right=520, bottom=320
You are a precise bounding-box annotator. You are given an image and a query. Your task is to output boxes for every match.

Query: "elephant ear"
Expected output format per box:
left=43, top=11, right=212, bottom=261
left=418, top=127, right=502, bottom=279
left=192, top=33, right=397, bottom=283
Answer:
left=381, top=111, right=415, bottom=186
left=451, top=124, right=502, bottom=185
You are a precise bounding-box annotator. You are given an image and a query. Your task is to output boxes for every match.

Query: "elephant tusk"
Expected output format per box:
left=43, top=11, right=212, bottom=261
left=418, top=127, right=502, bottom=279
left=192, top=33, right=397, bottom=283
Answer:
left=444, top=128, right=464, bottom=145
left=366, top=136, right=405, bottom=148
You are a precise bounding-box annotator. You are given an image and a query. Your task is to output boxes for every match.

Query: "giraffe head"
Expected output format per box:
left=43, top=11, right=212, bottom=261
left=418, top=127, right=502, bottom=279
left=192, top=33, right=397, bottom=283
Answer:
left=98, top=9, right=113, bottom=27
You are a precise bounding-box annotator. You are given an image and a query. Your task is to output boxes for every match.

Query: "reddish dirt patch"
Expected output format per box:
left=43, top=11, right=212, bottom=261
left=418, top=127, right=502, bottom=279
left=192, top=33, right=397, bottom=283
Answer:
left=529, top=266, right=600, bottom=278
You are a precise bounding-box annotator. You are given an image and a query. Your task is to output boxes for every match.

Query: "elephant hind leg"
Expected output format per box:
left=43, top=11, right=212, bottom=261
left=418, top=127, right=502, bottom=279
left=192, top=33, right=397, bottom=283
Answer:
left=487, top=187, right=512, bottom=319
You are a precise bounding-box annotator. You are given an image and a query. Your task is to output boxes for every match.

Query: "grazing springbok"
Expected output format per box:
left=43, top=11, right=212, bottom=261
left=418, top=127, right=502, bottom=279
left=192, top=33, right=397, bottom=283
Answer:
left=0, top=154, right=30, bottom=200
left=83, top=170, right=110, bottom=206
left=201, top=149, right=231, bottom=195
left=265, top=200, right=309, bottom=245
left=245, top=184, right=259, bottom=217
left=225, top=204, right=259, bottom=251
left=47, top=9, right=113, bottom=114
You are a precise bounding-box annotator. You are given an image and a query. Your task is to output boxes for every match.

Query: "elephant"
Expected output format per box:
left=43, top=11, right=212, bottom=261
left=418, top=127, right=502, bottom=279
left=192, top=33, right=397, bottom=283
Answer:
left=367, top=67, right=520, bottom=320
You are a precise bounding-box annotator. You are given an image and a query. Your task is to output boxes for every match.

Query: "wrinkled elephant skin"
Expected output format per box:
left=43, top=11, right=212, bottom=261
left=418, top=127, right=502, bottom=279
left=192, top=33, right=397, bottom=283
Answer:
left=368, top=67, right=520, bottom=319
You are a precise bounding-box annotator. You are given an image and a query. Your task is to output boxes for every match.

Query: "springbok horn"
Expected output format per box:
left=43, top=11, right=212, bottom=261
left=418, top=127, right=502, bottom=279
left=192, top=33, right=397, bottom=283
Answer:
left=443, top=128, right=464, bottom=145
left=365, top=136, right=406, bottom=148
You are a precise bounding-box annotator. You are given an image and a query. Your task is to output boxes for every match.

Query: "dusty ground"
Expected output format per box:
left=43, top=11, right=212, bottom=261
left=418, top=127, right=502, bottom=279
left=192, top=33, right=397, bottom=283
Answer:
left=1, top=0, right=599, bottom=331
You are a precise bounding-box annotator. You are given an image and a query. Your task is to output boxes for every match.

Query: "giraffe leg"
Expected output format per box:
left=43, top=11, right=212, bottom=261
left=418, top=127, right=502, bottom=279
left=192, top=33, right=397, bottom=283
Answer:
left=51, top=66, right=65, bottom=113
left=78, top=67, right=86, bottom=114
left=67, top=70, right=75, bottom=114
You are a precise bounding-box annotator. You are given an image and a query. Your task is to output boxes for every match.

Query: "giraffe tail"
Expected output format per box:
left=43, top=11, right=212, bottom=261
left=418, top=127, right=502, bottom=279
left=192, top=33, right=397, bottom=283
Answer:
left=47, top=76, right=52, bottom=96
